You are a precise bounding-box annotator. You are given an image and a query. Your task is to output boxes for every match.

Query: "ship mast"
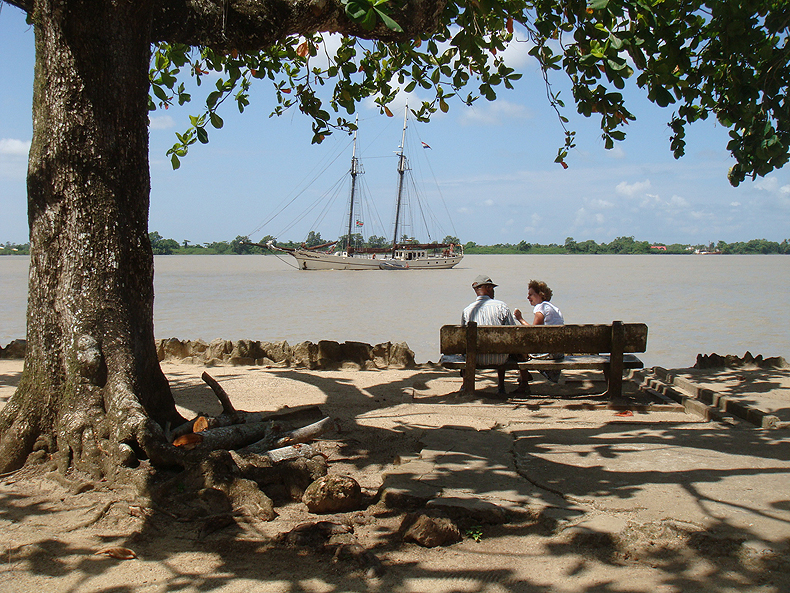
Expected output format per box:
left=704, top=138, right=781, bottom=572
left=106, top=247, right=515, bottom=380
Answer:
left=391, top=107, right=408, bottom=255
left=346, top=118, right=360, bottom=255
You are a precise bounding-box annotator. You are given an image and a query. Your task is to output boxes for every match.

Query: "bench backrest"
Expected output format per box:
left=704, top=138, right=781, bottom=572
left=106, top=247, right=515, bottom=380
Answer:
left=440, top=323, right=648, bottom=355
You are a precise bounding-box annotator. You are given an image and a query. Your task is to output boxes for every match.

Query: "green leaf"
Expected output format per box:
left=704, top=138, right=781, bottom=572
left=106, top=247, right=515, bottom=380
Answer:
left=210, top=113, right=224, bottom=129
left=152, top=84, right=169, bottom=102
left=375, top=9, right=403, bottom=33
left=196, top=127, right=209, bottom=144
left=206, top=91, right=222, bottom=109
left=171, top=154, right=181, bottom=169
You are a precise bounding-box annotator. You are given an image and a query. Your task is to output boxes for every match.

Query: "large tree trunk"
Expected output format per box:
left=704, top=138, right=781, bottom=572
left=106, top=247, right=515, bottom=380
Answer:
left=0, top=0, right=183, bottom=475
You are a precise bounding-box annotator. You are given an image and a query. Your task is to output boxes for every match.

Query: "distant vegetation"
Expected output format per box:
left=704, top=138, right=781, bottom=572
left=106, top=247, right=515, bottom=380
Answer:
left=3, top=236, right=788, bottom=256
left=1, top=242, right=30, bottom=255
left=464, top=237, right=790, bottom=255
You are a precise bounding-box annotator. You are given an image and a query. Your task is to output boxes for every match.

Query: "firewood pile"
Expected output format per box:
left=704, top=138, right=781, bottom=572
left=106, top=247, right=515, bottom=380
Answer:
left=154, top=372, right=352, bottom=530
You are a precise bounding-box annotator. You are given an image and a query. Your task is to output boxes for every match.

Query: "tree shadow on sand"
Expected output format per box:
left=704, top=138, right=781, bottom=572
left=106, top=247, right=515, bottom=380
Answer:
left=2, top=366, right=789, bottom=592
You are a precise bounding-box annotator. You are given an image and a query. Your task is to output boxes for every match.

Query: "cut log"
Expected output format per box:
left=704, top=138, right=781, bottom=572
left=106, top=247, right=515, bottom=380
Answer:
left=201, top=372, right=236, bottom=414
left=170, top=405, right=326, bottom=441
left=184, top=421, right=279, bottom=452
left=240, top=417, right=333, bottom=455
left=264, top=443, right=323, bottom=463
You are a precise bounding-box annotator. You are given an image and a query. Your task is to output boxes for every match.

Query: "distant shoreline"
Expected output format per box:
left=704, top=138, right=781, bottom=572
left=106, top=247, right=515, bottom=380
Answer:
left=2, top=236, right=789, bottom=256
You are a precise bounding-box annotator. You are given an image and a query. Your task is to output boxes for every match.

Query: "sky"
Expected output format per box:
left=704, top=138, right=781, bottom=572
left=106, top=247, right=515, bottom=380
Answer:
left=2, top=6, right=789, bottom=247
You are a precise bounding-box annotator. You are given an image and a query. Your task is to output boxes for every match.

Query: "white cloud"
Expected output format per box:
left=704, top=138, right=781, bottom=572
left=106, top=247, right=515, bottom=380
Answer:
left=0, top=139, right=30, bottom=180
left=780, top=185, right=790, bottom=196
left=459, top=100, right=533, bottom=126
left=148, top=115, right=176, bottom=130
left=689, top=210, right=712, bottom=220
left=615, top=179, right=651, bottom=196
left=500, top=35, right=536, bottom=69
left=149, top=115, right=176, bottom=130
left=589, top=199, right=614, bottom=209
left=523, top=213, right=542, bottom=233
left=0, top=138, right=30, bottom=155
left=730, top=201, right=741, bottom=207
left=755, top=176, right=779, bottom=192
left=483, top=199, right=495, bottom=207
left=606, top=146, right=626, bottom=159
left=595, top=213, right=605, bottom=224
left=668, top=195, right=689, bottom=208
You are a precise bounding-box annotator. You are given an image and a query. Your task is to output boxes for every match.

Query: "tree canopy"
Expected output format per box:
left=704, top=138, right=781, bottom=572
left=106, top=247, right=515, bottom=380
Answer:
left=138, top=0, right=789, bottom=184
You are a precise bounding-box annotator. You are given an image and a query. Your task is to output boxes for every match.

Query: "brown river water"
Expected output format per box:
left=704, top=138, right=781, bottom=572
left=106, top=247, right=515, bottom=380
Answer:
left=1, top=254, right=788, bottom=368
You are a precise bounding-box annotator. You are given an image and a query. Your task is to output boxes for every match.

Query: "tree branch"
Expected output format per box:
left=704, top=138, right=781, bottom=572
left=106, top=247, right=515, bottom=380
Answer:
left=151, top=0, right=448, bottom=49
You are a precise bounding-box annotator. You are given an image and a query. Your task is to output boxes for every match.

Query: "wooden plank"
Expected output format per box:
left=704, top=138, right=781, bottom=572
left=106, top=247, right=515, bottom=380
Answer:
left=440, top=323, right=648, bottom=355
left=439, top=354, right=644, bottom=371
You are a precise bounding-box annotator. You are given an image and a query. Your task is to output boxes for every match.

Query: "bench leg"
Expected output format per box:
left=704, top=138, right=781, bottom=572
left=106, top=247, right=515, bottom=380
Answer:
left=606, top=369, right=623, bottom=399
left=606, top=321, right=625, bottom=399
left=462, top=365, right=476, bottom=394
left=462, top=322, right=478, bottom=394
left=497, top=368, right=506, bottom=395
left=603, top=363, right=624, bottom=398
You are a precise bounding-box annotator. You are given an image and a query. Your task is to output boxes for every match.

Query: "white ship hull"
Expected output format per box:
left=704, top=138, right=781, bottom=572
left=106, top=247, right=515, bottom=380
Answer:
left=292, top=250, right=462, bottom=270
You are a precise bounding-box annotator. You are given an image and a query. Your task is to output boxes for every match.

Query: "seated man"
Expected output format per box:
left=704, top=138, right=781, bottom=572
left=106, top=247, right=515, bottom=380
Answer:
left=462, top=275, right=531, bottom=395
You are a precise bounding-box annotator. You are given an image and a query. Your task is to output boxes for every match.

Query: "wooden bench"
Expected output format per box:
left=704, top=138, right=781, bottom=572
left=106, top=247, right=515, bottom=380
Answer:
left=440, top=321, right=648, bottom=397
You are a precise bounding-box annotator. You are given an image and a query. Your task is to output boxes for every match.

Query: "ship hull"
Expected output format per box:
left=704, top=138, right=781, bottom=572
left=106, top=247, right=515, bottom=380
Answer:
left=291, top=250, right=462, bottom=270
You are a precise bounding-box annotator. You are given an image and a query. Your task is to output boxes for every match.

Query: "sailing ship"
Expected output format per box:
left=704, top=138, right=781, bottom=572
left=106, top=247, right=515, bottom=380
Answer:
left=268, top=109, right=463, bottom=270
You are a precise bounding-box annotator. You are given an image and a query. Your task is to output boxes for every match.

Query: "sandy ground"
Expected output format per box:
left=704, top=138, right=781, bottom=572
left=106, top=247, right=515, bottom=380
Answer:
left=1, top=358, right=789, bottom=593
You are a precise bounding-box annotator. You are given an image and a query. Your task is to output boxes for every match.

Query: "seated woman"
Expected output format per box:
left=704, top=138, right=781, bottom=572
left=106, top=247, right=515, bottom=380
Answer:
left=513, top=280, right=565, bottom=391
left=515, top=279, right=564, bottom=327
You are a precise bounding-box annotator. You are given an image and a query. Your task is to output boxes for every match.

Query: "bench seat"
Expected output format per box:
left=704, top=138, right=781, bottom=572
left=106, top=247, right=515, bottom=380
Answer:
left=440, top=321, right=648, bottom=397
left=440, top=353, right=645, bottom=371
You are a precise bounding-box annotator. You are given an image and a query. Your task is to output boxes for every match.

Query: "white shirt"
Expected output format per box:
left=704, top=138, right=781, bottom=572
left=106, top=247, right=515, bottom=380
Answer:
left=462, top=295, right=515, bottom=365
left=534, top=301, right=564, bottom=325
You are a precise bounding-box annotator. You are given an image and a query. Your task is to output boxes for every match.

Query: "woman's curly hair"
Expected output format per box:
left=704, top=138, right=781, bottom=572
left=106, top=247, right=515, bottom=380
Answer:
left=528, top=279, right=553, bottom=301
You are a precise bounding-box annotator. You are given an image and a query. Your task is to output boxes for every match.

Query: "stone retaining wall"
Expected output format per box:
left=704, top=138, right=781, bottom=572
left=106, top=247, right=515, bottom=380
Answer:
left=694, top=351, right=788, bottom=369
left=156, top=338, right=416, bottom=369
left=1, top=337, right=416, bottom=369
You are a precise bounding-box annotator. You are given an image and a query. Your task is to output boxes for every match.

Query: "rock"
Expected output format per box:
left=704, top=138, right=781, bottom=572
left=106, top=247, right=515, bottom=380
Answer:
left=339, top=341, right=374, bottom=368
left=303, top=474, right=363, bottom=514
left=426, top=496, right=509, bottom=525
left=389, top=342, right=416, bottom=369
left=206, top=338, right=233, bottom=362
left=292, top=341, right=319, bottom=369
left=279, top=456, right=328, bottom=502
left=0, top=339, right=27, bottom=359
left=163, top=337, right=190, bottom=360
left=372, top=342, right=391, bottom=368
left=231, top=339, right=266, bottom=361
left=198, top=487, right=233, bottom=515
left=228, top=477, right=276, bottom=520
left=695, top=352, right=789, bottom=370
left=153, top=337, right=418, bottom=368
left=278, top=520, right=353, bottom=547
left=188, top=339, right=209, bottom=357
left=317, top=340, right=342, bottom=369
left=400, top=512, right=462, bottom=547
left=260, top=341, right=292, bottom=365
left=229, top=356, right=255, bottom=366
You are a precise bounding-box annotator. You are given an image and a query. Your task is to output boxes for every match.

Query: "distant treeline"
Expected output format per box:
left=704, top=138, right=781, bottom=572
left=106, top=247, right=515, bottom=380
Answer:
left=3, top=235, right=789, bottom=256
left=465, top=237, right=790, bottom=255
